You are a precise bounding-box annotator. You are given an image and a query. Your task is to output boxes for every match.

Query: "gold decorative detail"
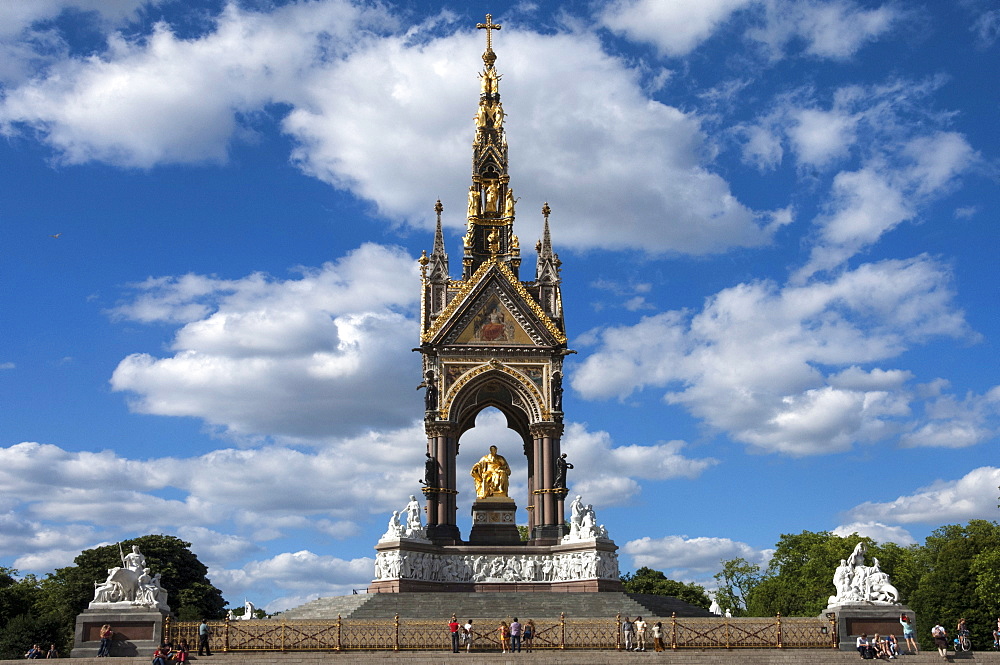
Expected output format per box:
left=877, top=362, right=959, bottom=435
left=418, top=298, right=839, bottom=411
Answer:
left=467, top=185, right=480, bottom=217
left=476, top=14, right=502, bottom=52
left=421, top=487, right=458, bottom=495
left=418, top=250, right=428, bottom=266
left=504, top=188, right=515, bottom=218
left=440, top=361, right=545, bottom=421
left=484, top=181, right=499, bottom=213
left=487, top=229, right=500, bottom=255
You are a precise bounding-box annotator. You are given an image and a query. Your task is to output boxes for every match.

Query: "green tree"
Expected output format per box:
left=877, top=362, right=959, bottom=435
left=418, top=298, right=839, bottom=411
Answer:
left=742, top=530, right=913, bottom=617
left=713, top=557, right=762, bottom=616
left=0, top=612, right=64, bottom=660
left=0, top=567, right=40, bottom=625
left=908, top=520, right=1000, bottom=650
left=36, top=535, right=227, bottom=624
left=621, top=567, right=711, bottom=609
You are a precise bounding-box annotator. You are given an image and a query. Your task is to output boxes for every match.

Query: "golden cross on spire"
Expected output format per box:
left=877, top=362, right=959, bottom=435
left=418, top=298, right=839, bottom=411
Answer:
left=477, top=14, right=502, bottom=51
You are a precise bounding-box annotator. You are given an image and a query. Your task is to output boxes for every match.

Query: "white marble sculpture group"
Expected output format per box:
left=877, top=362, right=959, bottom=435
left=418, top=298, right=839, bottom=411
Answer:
left=378, top=495, right=429, bottom=543
left=373, top=549, right=620, bottom=583
left=90, top=545, right=169, bottom=610
left=828, top=542, right=900, bottom=607
left=562, top=495, right=610, bottom=542
left=227, top=599, right=257, bottom=620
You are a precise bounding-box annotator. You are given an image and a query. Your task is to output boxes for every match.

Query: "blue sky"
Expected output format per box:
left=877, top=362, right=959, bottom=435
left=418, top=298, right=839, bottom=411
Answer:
left=1, top=0, right=998, bottom=612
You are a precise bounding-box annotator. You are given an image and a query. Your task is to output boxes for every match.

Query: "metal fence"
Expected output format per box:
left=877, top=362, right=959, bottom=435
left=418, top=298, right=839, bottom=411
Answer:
left=166, top=614, right=837, bottom=652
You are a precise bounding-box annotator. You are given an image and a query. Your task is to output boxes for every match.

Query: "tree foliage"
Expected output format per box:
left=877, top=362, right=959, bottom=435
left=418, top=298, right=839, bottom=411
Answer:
left=907, top=520, right=1000, bottom=650
left=712, top=557, right=762, bottom=616
left=35, top=534, right=227, bottom=631
left=0, top=611, right=64, bottom=660
left=621, top=567, right=711, bottom=609
left=723, top=521, right=1000, bottom=652
left=734, top=530, right=919, bottom=617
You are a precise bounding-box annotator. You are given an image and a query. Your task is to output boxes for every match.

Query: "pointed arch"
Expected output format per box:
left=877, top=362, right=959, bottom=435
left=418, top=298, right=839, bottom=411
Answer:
left=445, top=364, right=544, bottom=439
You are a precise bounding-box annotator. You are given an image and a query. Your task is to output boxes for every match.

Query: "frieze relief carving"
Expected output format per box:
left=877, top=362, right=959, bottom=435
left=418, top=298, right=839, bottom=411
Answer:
left=373, top=549, right=620, bottom=583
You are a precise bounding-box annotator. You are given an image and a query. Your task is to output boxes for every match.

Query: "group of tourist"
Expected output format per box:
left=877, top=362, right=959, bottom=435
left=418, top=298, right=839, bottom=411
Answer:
left=448, top=614, right=536, bottom=653
left=856, top=614, right=1000, bottom=660
left=151, top=639, right=190, bottom=665
left=854, top=632, right=899, bottom=659
left=22, top=644, right=58, bottom=659
left=621, top=616, right=662, bottom=651
left=854, top=614, right=916, bottom=660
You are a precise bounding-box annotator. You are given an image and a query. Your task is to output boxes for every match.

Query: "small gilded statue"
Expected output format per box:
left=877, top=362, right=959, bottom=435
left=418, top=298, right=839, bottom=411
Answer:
left=484, top=181, right=499, bottom=213
left=504, top=187, right=516, bottom=218
left=467, top=185, right=481, bottom=217
left=470, top=445, right=511, bottom=499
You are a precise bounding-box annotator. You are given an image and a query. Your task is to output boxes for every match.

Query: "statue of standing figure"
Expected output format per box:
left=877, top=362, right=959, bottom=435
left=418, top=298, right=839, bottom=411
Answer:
left=417, top=370, right=437, bottom=412
left=554, top=453, right=573, bottom=490
left=467, top=185, right=481, bottom=217
left=421, top=452, right=438, bottom=489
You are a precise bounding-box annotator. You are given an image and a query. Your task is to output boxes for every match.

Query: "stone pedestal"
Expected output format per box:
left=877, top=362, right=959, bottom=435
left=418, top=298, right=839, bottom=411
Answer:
left=824, top=605, right=916, bottom=651
left=468, top=498, right=520, bottom=545
left=71, top=607, right=170, bottom=658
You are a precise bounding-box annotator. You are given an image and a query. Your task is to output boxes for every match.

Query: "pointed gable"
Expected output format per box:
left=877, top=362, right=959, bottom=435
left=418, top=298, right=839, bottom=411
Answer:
left=422, top=259, right=566, bottom=347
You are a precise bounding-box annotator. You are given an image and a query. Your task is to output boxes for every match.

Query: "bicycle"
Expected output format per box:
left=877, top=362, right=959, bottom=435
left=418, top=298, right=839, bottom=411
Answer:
left=957, top=629, right=972, bottom=652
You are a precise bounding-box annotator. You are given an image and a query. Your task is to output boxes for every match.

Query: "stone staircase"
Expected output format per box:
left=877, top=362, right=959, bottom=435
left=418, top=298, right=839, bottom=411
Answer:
left=276, top=591, right=713, bottom=620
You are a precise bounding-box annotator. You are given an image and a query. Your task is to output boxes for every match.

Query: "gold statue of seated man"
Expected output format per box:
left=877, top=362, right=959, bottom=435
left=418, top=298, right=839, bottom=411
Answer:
left=470, top=445, right=510, bottom=499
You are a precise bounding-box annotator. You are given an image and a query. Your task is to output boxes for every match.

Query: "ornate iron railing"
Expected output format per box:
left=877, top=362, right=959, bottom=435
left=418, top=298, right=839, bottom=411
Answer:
left=165, top=613, right=836, bottom=652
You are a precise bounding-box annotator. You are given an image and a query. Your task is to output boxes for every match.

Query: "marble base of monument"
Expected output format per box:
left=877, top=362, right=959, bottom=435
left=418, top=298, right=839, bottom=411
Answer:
left=369, top=537, right=621, bottom=593
left=468, top=498, right=520, bottom=545
left=71, top=607, right=169, bottom=658
left=823, top=604, right=915, bottom=651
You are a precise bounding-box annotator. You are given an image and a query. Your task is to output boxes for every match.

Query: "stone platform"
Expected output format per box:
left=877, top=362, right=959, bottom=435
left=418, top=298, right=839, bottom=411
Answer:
left=277, top=591, right=713, bottom=620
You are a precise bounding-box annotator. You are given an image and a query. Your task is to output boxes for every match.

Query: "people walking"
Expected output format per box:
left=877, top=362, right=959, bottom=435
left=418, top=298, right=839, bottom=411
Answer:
left=931, top=622, right=948, bottom=658
left=197, top=618, right=212, bottom=656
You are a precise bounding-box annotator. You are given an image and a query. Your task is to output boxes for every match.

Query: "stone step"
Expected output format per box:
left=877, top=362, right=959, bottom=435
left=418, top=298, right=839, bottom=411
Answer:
left=277, top=591, right=713, bottom=620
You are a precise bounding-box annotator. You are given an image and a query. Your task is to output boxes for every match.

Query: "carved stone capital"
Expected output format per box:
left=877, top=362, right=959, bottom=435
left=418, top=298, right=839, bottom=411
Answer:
left=425, top=422, right=458, bottom=438
left=529, top=422, right=564, bottom=438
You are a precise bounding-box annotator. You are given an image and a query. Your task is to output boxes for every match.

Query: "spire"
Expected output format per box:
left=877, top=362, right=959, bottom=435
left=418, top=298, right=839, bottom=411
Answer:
left=535, top=202, right=561, bottom=285
left=428, top=199, right=449, bottom=282
left=463, top=14, right=520, bottom=280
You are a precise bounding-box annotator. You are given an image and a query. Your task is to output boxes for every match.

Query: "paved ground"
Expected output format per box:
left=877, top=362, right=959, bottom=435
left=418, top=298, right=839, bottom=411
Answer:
left=4, top=650, right=999, bottom=664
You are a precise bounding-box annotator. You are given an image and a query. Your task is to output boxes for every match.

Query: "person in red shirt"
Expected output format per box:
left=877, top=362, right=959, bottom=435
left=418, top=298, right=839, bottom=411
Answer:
left=449, top=615, right=460, bottom=653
